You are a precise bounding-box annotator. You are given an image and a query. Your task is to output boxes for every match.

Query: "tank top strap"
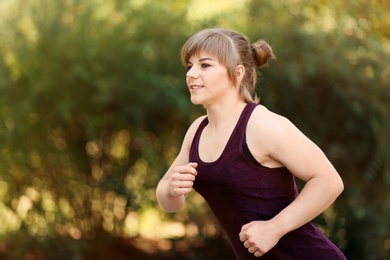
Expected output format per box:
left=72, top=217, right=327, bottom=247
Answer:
left=189, top=116, right=209, bottom=162
left=189, top=103, right=258, bottom=163
left=228, top=102, right=258, bottom=148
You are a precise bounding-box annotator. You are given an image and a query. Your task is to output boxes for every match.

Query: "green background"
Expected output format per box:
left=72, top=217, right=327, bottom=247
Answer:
left=0, top=0, right=389, bottom=259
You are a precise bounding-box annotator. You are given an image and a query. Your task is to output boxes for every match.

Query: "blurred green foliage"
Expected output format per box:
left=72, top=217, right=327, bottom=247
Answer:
left=0, top=0, right=389, bottom=259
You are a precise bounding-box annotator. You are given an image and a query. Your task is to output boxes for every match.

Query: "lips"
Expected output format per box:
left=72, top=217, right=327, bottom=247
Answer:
left=190, top=85, right=203, bottom=90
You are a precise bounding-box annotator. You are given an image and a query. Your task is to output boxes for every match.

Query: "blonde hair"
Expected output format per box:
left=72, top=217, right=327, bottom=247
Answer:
left=181, top=28, right=275, bottom=103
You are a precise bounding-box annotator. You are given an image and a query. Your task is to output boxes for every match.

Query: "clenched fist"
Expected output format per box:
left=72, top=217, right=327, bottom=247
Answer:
left=239, top=220, right=282, bottom=257
left=167, top=162, right=198, bottom=197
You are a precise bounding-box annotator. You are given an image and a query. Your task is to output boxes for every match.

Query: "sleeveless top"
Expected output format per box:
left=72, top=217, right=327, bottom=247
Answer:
left=189, top=103, right=346, bottom=260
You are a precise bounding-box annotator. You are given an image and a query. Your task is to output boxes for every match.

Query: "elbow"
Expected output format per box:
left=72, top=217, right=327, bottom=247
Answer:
left=319, top=172, right=344, bottom=200
left=333, top=175, right=344, bottom=198
left=339, top=178, right=344, bottom=195
left=339, top=177, right=344, bottom=193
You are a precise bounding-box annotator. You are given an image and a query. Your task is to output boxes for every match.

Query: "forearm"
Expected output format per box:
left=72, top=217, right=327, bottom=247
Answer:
left=271, top=174, right=344, bottom=237
left=156, top=179, right=186, bottom=212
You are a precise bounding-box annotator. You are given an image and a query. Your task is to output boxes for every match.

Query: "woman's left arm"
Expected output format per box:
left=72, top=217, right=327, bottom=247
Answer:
left=239, top=110, right=344, bottom=257
left=269, top=116, right=344, bottom=233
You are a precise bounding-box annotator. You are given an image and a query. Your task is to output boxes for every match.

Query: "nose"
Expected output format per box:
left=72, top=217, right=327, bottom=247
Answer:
left=186, top=66, right=198, bottom=79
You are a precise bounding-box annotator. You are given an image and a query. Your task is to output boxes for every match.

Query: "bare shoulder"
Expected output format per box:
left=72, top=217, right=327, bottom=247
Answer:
left=186, top=115, right=207, bottom=137
left=249, top=105, right=294, bottom=134
left=247, top=105, right=306, bottom=157
left=182, top=115, right=207, bottom=149
left=167, top=115, right=207, bottom=171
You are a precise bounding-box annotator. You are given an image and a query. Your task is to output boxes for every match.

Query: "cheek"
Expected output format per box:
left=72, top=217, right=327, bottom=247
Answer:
left=218, top=72, right=233, bottom=86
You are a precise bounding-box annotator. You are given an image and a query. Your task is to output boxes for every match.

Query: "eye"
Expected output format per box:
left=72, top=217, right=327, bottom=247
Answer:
left=187, top=65, right=192, bottom=70
left=201, top=63, right=211, bottom=68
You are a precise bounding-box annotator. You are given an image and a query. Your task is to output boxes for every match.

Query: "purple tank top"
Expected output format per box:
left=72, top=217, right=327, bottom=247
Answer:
left=189, top=103, right=346, bottom=260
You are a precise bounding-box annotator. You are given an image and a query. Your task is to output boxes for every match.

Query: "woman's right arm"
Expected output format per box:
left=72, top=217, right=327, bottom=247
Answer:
left=156, top=116, right=205, bottom=212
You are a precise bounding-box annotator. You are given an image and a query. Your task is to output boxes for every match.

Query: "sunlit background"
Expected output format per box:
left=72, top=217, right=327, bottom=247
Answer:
left=0, top=0, right=389, bottom=259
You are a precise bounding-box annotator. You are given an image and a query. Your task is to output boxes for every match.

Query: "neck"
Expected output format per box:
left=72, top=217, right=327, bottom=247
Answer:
left=205, top=99, right=247, bottom=130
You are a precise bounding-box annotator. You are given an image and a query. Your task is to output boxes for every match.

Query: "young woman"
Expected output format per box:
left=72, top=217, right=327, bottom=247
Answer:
left=156, top=28, right=346, bottom=259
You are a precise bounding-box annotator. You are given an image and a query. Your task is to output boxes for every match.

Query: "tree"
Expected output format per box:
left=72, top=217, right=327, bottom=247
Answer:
left=243, top=0, right=390, bottom=258
left=0, top=0, right=198, bottom=258
left=0, top=0, right=389, bottom=259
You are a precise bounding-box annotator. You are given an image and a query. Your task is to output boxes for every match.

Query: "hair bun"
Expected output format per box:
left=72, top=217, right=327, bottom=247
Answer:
left=252, top=40, right=276, bottom=67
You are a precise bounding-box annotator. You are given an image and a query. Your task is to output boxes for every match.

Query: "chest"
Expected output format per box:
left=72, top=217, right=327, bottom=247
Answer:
left=198, top=125, right=236, bottom=163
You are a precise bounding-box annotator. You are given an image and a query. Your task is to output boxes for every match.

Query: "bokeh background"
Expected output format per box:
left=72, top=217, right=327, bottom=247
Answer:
left=0, top=0, right=389, bottom=259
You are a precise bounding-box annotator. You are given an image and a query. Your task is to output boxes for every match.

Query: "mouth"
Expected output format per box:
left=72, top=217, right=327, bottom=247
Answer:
left=190, top=85, right=204, bottom=91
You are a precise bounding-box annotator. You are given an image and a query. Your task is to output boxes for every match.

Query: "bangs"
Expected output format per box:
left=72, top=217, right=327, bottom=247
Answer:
left=180, top=29, right=239, bottom=67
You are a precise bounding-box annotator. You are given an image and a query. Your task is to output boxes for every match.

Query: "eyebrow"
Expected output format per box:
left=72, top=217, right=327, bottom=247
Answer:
left=199, top=57, right=215, bottom=62
left=188, top=57, right=216, bottom=63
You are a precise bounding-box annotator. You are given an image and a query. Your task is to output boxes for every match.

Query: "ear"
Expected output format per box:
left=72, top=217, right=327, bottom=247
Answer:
left=236, top=64, right=245, bottom=82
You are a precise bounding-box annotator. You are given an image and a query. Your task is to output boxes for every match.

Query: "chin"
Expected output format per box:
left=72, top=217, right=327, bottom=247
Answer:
left=190, top=97, right=204, bottom=105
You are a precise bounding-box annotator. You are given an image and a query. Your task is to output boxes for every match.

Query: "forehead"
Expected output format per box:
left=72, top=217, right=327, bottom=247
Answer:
left=188, top=51, right=219, bottom=63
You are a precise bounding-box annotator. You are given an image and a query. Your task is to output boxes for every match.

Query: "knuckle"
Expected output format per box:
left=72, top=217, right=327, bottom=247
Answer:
left=171, top=173, right=180, bottom=180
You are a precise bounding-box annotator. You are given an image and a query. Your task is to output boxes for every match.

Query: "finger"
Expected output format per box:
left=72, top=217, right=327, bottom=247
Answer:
left=241, top=222, right=251, bottom=231
left=239, top=233, right=247, bottom=242
left=174, top=187, right=192, bottom=196
left=179, top=180, right=194, bottom=188
left=171, top=172, right=195, bottom=182
left=188, top=162, right=198, bottom=168
left=186, top=162, right=198, bottom=175
left=171, top=179, right=193, bottom=188
left=243, top=240, right=252, bottom=248
left=187, top=165, right=198, bottom=176
left=248, top=245, right=258, bottom=254
left=182, top=174, right=196, bottom=181
left=175, top=164, right=197, bottom=176
left=254, top=250, right=264, bottom=257
left=168, top=183, right=190, bottom=197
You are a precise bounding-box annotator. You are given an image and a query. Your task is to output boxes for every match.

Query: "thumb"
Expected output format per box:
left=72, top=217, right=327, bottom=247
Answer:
left=188, top=162, right=198, bottom=168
